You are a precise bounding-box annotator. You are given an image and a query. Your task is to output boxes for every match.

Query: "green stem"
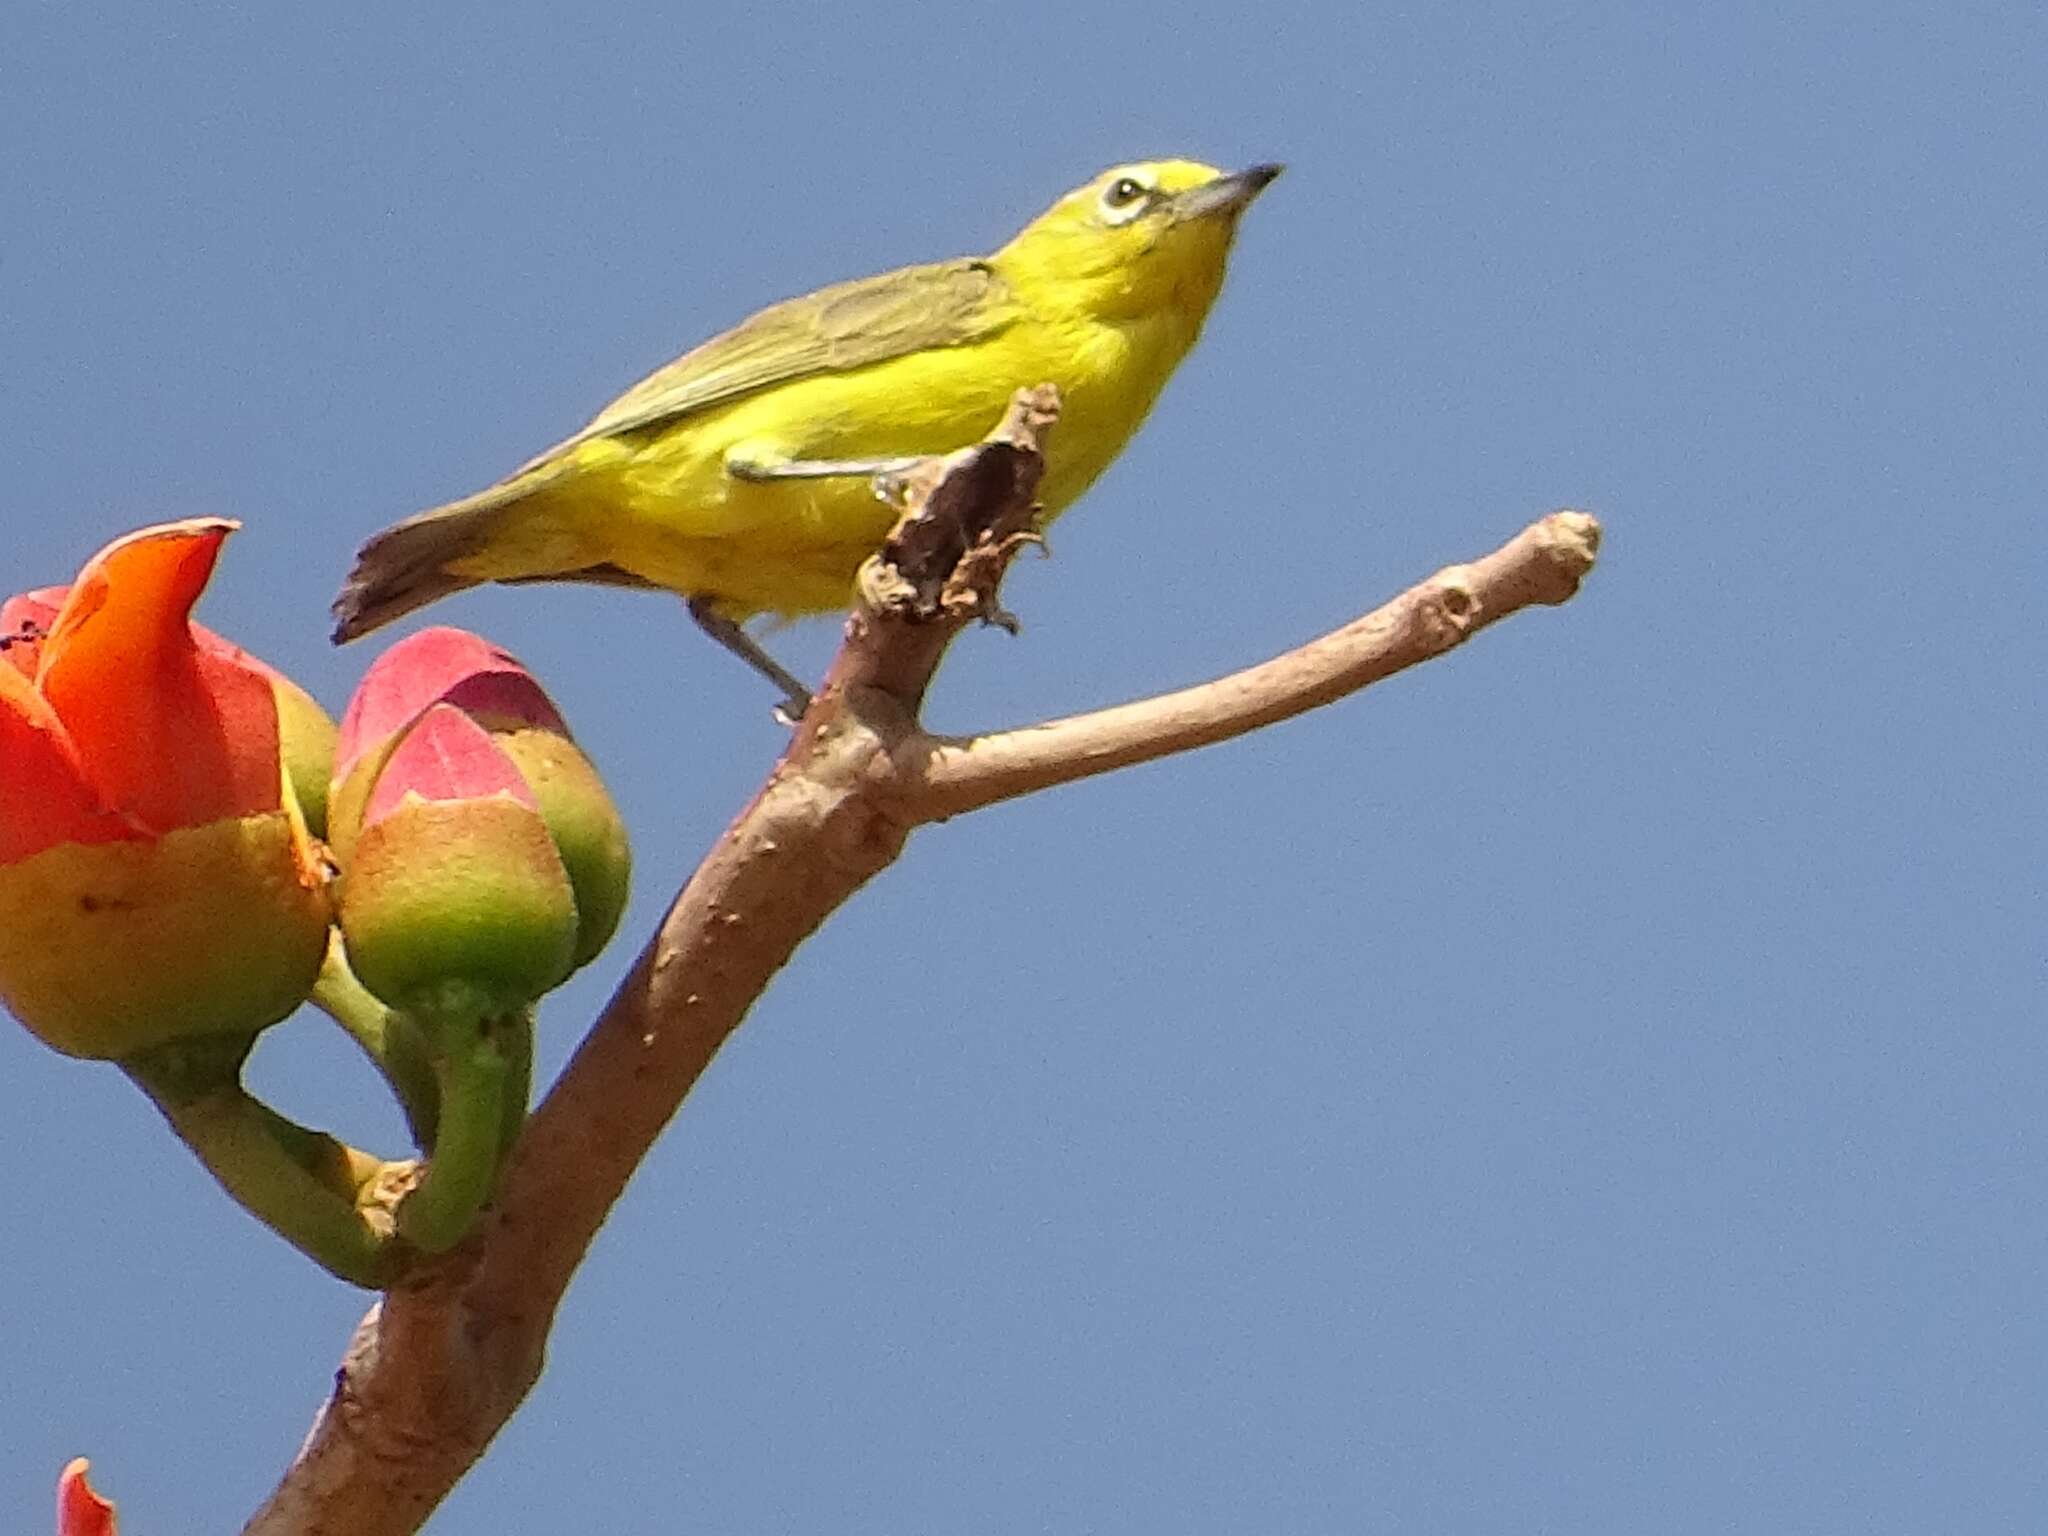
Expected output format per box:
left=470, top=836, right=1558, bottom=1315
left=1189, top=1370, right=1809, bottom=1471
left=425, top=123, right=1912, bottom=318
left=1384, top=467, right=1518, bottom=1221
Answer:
left=496, top=1007, right=536, bottom=1157
left=396, top=1034, right=508, bottom=1254
left=123, top=1042, right=403, bottom=1289
left=310, top=935, right=440, bottom=1148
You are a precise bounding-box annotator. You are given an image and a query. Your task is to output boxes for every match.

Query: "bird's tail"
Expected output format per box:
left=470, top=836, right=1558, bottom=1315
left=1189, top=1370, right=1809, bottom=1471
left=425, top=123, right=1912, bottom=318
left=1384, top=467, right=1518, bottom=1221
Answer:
left=331, top=483, right=526, bottom=643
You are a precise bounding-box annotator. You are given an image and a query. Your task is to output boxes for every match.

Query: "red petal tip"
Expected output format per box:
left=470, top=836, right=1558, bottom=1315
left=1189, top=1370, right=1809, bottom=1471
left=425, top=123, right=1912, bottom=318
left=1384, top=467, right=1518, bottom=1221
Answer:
left=336, top=627, right=562, bottom=777
left=57, top=1458, right=117, bottom=1536
left=363, top=702, right=538, bottom=825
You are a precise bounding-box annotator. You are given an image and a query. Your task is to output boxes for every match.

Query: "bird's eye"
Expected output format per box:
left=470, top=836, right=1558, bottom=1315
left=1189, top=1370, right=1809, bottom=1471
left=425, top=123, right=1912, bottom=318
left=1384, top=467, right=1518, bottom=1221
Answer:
left=1104, top=176, right=1148, bottom=210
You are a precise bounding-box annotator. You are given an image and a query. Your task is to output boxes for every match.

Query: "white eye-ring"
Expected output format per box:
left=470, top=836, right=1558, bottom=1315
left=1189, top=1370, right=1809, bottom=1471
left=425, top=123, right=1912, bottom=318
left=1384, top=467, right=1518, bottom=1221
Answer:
left=1099, top=173, right=1153, bottom=222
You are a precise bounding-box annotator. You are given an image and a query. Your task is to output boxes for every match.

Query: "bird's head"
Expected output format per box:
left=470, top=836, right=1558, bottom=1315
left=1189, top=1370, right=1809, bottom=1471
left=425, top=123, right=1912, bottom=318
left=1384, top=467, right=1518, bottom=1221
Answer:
left=994, top=160, right=1282, bottom=324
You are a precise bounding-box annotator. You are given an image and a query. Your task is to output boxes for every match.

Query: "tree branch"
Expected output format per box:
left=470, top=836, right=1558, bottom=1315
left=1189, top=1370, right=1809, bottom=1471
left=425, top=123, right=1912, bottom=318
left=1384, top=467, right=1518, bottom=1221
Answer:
left=907, top=510, right=1601, bottom=818
left=242, top=388, right=1603, bottom=1535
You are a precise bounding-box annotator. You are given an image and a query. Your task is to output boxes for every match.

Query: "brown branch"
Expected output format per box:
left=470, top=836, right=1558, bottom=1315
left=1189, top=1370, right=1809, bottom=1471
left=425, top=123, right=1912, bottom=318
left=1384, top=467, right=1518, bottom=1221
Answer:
left=241, top=389, right=1603, bottom=1535
left=907, top=509, right=1602, bottom=818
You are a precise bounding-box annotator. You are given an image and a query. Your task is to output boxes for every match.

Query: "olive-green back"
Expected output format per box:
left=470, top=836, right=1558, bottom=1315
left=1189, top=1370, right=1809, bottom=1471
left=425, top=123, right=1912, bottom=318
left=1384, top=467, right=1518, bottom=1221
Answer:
left=533, top=258, right=1021, bottom=462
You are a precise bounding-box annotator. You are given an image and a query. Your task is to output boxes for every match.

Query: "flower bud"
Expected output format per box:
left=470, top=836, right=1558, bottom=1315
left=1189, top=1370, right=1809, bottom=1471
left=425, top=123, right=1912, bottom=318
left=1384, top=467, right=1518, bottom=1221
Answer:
left=337, top=703, right=578, bottom=1021
left=331, top=627, right=629, bottom=981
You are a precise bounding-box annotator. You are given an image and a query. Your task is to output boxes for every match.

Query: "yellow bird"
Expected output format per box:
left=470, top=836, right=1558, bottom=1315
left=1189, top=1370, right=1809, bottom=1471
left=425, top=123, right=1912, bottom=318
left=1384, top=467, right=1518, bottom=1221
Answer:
left=332, top=159, right=1281, bottom=709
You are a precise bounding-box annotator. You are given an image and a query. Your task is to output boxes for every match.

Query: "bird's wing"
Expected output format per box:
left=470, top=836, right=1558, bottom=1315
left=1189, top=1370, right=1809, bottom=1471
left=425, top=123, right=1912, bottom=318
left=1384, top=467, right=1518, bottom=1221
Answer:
left=551, top=258, right=1020, bottom=452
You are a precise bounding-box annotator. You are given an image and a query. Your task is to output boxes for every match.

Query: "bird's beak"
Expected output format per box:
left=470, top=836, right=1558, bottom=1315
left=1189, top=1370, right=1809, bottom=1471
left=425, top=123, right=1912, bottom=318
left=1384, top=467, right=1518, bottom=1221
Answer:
left=1170, top=162, right=1284, bottom=223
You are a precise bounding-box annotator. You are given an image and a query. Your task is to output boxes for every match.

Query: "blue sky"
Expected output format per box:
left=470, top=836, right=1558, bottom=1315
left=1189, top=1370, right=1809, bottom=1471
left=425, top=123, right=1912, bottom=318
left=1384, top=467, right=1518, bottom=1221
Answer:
left=3, top=3, right=2043, bottom=1531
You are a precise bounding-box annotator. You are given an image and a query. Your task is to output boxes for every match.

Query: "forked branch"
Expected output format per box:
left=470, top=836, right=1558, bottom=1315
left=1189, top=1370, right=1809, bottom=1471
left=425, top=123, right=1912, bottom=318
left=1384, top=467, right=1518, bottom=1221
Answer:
left=243, top=387, right=1602, bottom=1535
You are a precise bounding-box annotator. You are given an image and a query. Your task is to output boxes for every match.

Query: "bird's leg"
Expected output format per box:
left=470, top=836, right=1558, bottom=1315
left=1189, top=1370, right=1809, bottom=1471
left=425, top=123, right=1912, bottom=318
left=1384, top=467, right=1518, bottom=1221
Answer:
left=726, top=454, right=925, bottom=483
left=686, top=595, right=814, bottom=723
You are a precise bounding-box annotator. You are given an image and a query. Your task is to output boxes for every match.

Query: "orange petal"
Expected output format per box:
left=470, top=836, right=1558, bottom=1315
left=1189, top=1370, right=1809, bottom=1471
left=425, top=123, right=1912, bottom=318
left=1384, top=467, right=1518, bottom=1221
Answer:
left=37, top=521, right=282, bottom=831
left=56, top=1458, right=117, bottom=1536
left=0, top=665, right=140, bottom=864
left=0, top=587, right=265, bottom=678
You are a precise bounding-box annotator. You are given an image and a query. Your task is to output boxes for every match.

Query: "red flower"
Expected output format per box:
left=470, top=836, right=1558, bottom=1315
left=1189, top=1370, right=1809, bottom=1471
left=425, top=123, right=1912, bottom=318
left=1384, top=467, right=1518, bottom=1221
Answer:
left=0, top=521, right=332, bottom=1059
